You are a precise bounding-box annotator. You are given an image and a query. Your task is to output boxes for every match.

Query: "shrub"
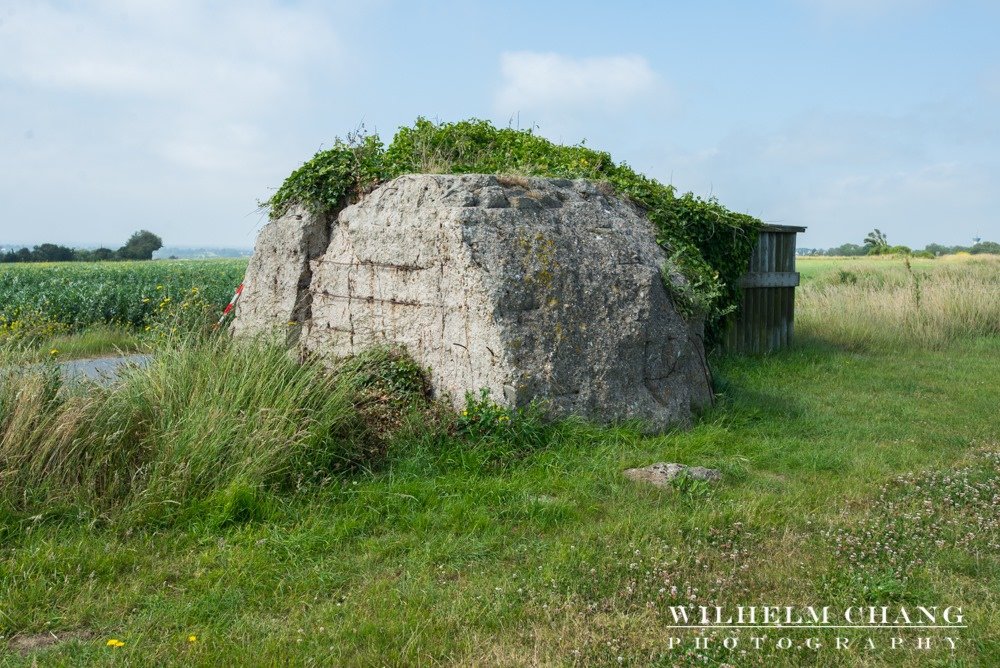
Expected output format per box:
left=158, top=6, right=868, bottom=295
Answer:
left=835, top=270, right=858, bottom=285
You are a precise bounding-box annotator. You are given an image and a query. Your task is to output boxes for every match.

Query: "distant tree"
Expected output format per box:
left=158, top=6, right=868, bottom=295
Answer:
left=923, top=243, right=950, bottom=256
left=32, top=243, right=75, bottom=262
left=971, top=240, right=1000, bottom=255
left=0, top=237, right=165, bottom=263
left=826, top=243, right=867, bottom=257
left=863, top=229, right=889, bottom=254
left=117, top=230, right=163, bottom=260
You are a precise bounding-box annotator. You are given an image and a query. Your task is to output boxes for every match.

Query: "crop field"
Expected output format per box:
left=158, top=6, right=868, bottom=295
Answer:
left=0, top=259, right=247, bottom=332
left=0, top=254, right=997, bottom=666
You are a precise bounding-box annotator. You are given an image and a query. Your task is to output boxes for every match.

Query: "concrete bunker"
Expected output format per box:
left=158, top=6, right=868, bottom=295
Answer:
left=232, top=174, right=713, bottom=431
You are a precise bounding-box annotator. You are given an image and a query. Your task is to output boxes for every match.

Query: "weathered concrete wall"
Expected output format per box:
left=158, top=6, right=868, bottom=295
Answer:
left=230, top=204, right=332, bottom=344
left=234, top=174, right=712, bottom=430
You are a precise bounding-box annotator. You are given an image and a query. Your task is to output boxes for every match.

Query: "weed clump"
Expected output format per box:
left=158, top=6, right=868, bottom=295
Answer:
left=455, top=388, right=550, bottom=463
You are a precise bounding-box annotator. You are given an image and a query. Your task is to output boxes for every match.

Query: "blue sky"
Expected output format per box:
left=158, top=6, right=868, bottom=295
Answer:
left=1, top=0, right=998, bottom=249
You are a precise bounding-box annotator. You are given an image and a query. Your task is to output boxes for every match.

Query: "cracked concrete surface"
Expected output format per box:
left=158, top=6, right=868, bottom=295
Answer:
left=233, top=174, right=712, bottom=431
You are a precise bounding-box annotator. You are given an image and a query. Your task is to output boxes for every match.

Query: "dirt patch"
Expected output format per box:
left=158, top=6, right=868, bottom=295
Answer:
left=6, top=629, right=95, bottom=656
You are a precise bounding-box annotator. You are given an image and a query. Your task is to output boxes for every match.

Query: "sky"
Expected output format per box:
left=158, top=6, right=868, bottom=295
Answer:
left=1, top=0, right=998, bottom=250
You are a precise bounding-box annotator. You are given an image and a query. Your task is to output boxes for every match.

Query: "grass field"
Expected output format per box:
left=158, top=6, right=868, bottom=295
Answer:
left=797, top=254, right=1000, bottom=350
left=0, top=255, right=997, bottom=666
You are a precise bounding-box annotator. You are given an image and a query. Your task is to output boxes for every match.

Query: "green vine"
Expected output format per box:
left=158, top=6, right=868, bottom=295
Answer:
left=266, top=118, right=761, bottom=344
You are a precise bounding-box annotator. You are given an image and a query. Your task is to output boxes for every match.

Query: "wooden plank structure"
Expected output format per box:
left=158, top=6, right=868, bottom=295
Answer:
left=723, top=224, right=806, bottom=353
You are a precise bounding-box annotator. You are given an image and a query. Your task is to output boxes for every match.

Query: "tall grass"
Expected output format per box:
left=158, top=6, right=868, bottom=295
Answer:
left=0, top=338, right=397, bottom=525
left=796, top=254, right=1000, bottom=350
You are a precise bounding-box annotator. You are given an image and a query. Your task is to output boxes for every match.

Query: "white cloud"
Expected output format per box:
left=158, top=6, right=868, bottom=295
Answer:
left=495, top=52, right=661, bottom=117
left=0, top=0, right=360, bottom=246
left=0, top=1, right=339, bottom=172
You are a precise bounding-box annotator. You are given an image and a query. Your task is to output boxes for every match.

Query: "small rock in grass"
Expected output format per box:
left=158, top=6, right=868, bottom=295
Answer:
left=623, top=462, right=722, bottom=487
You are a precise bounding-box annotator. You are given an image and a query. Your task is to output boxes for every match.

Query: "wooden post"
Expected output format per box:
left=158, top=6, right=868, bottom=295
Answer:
left=724, top=224, right=806, bottom=354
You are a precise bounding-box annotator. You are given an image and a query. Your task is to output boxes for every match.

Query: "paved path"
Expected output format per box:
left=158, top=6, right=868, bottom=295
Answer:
left=59, top=354, right=151, bottom=385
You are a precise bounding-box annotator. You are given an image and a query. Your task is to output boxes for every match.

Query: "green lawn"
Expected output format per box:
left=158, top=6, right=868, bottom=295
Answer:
left=2, top=255, right=998, bottom=665
left=2, top=330, right=997, bottom=666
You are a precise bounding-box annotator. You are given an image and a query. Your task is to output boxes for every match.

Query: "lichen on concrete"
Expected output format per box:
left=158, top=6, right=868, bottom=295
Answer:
left=233, top=174, right=713, bottom=431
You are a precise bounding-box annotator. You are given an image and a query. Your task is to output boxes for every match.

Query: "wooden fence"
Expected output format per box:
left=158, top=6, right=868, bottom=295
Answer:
left=723, top=224, right=806, bottom=353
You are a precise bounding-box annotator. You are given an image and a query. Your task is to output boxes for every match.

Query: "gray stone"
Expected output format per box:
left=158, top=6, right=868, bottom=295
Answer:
left=230, top=204, right=332, bottom=345
left=623, top=462, right=723, bottom=487
left=233, top=174, right=713, bottom=431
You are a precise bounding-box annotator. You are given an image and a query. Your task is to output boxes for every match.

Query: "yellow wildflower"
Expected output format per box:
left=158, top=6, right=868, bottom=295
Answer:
left=106, top=639, right=125, bottom=648
left=49, top=348, right=58, bottom=355
left=142, top=297, right=150, bottom=303
left=187, top=635, right=197, bottom=643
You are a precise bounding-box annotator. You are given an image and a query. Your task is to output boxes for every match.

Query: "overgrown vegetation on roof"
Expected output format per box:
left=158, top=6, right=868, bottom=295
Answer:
left=267, top=118, right=761, bottom=342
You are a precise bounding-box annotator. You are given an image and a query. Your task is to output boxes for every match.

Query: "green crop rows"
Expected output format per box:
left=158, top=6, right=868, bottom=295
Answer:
left=0, top=259, right=247, bottom=331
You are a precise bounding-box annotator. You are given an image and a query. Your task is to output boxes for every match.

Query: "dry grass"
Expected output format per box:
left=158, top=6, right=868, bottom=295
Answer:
left=796, top=254, right=1000, bottom=350
left=496, top=174, right=533, bottom=189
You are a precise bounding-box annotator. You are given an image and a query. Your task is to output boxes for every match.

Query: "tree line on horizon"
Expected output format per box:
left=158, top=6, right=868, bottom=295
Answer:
left=0, top=230, right=163, bottom=263
left=800, top=229, right=1000, bottom=257
left=4, top=226, right=996, bottom=264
